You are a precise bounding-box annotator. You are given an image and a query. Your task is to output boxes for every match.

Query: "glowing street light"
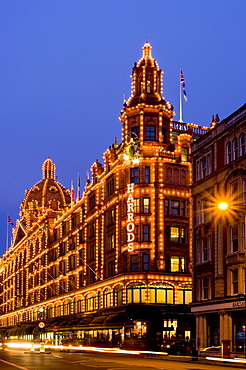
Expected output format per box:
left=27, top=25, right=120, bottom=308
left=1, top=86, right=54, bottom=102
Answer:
left=218, top=202, right=229, bottom=210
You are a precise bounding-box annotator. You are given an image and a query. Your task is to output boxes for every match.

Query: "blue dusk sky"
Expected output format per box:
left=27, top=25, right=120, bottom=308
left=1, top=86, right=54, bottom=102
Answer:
left=0, top=1, right=246, bottom=257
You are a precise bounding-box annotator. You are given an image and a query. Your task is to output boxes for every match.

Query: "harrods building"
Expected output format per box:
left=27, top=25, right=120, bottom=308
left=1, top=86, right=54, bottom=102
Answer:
left=0, top=43, right=208, bottom=348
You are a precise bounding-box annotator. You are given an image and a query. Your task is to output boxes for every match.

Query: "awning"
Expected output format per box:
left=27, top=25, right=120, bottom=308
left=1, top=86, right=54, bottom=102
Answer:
left=21, top=325, right=36, bottom=335
left=103, top=314, right=129, bottom=325
left=78, top=316, right=94, bottom=325
left=90, top=316, right=107, bottom=325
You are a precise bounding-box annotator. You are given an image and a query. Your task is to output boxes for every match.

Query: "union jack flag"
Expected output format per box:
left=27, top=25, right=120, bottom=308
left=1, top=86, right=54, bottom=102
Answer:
left=180, top=69, right=188, bottom=102
left=8, top=216, right=13, bottom=225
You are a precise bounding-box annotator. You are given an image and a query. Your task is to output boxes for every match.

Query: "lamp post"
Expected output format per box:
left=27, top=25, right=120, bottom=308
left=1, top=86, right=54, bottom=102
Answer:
left=217, top=201, right=246, bottom=357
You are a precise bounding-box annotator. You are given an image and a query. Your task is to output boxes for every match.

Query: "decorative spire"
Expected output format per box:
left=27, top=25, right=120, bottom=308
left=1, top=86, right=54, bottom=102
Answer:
left=42, top=158, right=56, bottom=180
left=142, top=41, right=152, bottom=59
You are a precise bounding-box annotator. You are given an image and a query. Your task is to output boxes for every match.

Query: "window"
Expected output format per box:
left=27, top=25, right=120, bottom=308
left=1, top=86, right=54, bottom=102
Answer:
left=162, top=127, right=166, bottom=143
left=88, top=192, right=96, bottom=211
left=177, top=287, right=192, bottom=304
left=103, top=289, right=111, bottom=308
left=68, top=235, right=76, bottom=250
left=62, top=222, right=67, bottom=236
left=127, top=282, right=146, bottom=303
left=143, top=198, right=150, bottom=213
left=145, top=125, right=156, bottom=141
left=69, top=254, right=76, bottom=271
left=68, top=275, right=76, bottom=291
left=79, top=271, right=83, bottom=288
left=149, top=284, right=173, bottom=304
left=89, top=244, right=96, bottom=260
left=170, top=227, right=179, bottom=242
left=79, top=249, right=84, bottom=265
left=202, top=157, right=206, bottom=178
left=143, top=225, right=150, bottom=242
left=109, top=233, right=115, bottom=249
left=86, top=295, right=95, bottom=311
left=202, top=277, right=208, bottom=300
left=79, top=229, right=85, bottom=244
left=145, top=166, right=150, bottom=183
left=231, top=226, right=238, bottom=252
left=171, top=200, right=180, bottom=215
left=232, top=270, right=238, bottom=294
left=71, top=213, right=76, bottom=229
left=131, top=126, right=139, bottom=138
left=181, top=147, right=188, bottom=161
left=130, top=168, right=139, bottom=184
left=227, top=142, right=232, bottom=163
left=114, top=285, right=123, bottom=306
left=202, top=238, right=208, bottom=262
left=109, top=208, right=115, bottom=223
left=234, top=138, right=238, bottom=160
left=107, top=260, right=115, bottom=277
left=170, top=256, right=185, bottom=272
left=130, top=255, right=138, bottom=272
left=142, top=254, right=150, bottom=271
left=88, top=222, right=96, bottom=237
left=107, top=176, right=115, bottom=197
left=59, top=242, right=66, bottom=256
left=59, top=280, right=66, bottom=294
left=59, top=260, right=66, bottom=275
left=147, top=80, right=151, bottom=93
left=134, top=198, right=140, bottom=213
left=241, top=134, right=245, bottom=156
left=170, top=256, right=179, bottom=272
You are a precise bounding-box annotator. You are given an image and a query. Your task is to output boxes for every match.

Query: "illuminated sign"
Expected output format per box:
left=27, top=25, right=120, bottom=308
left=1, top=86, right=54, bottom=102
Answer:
left=126, top=183, right=135, bottom=251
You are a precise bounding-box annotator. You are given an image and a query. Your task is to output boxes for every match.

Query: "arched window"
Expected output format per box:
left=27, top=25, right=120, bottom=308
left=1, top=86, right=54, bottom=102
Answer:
left=240, top=134, right=245, bottom=156
left=75, top=298, right=83, bottom=313
left=147, top=80, right=151, bottom=93
left=233, top=138, right=238, bottom=160
left=63, top=300, right=72, bottom=316
left=86, top=294, right=96, bottom=311
left=55, top=303, right=61, bottom=317
left=103, top=289, right=111, bottom=308
left=127, top=282, right=146, bottom=303
left=177, top=284, right=192, bottom=304
left=227, top=142, right=232, bottom=163
left=114, top=284, right=123, bottom=306
left=149, top=283, right=174, bottom=304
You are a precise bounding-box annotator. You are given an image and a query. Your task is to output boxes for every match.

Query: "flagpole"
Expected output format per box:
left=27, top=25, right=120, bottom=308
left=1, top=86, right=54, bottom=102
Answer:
left=179, top=66, right=183, bottom=123
left=6, top=213, right=9, bottom=251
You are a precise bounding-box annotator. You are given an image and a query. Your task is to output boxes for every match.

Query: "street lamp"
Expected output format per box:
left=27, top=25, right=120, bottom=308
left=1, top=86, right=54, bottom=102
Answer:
left=217, top=200, right=246, bottom=357
left=218, top=202, right=229, bottom=211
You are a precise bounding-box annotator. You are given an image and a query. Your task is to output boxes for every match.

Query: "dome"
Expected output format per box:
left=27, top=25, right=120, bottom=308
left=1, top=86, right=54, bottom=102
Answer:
left=20, top=158, right=71, bottom=226
left=127, top=42, right=169, bottom=108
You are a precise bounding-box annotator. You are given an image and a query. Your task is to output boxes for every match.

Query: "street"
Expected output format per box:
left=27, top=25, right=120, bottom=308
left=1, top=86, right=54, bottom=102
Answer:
left=0, top=349, right=244, bottom=370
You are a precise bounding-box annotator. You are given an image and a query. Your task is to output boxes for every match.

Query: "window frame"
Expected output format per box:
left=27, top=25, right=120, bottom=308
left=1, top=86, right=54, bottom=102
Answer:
left=145, top=125, right=156, bottom=141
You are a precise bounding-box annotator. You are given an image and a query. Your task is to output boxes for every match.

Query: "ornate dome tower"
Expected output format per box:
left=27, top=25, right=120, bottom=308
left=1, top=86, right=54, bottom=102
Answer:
left=120, top=42, right=174, bottom=150
left=19, top=158, right=71, bottom=230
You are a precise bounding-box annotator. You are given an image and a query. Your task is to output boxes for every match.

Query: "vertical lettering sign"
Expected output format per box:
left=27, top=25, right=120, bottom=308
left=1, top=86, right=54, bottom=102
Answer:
left=126, top=183, right=134, bottom=251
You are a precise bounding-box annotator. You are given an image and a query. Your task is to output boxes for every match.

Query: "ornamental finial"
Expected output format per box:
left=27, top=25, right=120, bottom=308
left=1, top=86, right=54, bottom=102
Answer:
left=143, top=42, right=152, bottom=59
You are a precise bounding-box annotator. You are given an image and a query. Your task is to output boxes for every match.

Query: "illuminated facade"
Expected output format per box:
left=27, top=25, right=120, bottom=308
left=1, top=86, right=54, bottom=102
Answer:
left=0, top=43, right=207, bottom=348
left=191, top=104, right=246, bottom=354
